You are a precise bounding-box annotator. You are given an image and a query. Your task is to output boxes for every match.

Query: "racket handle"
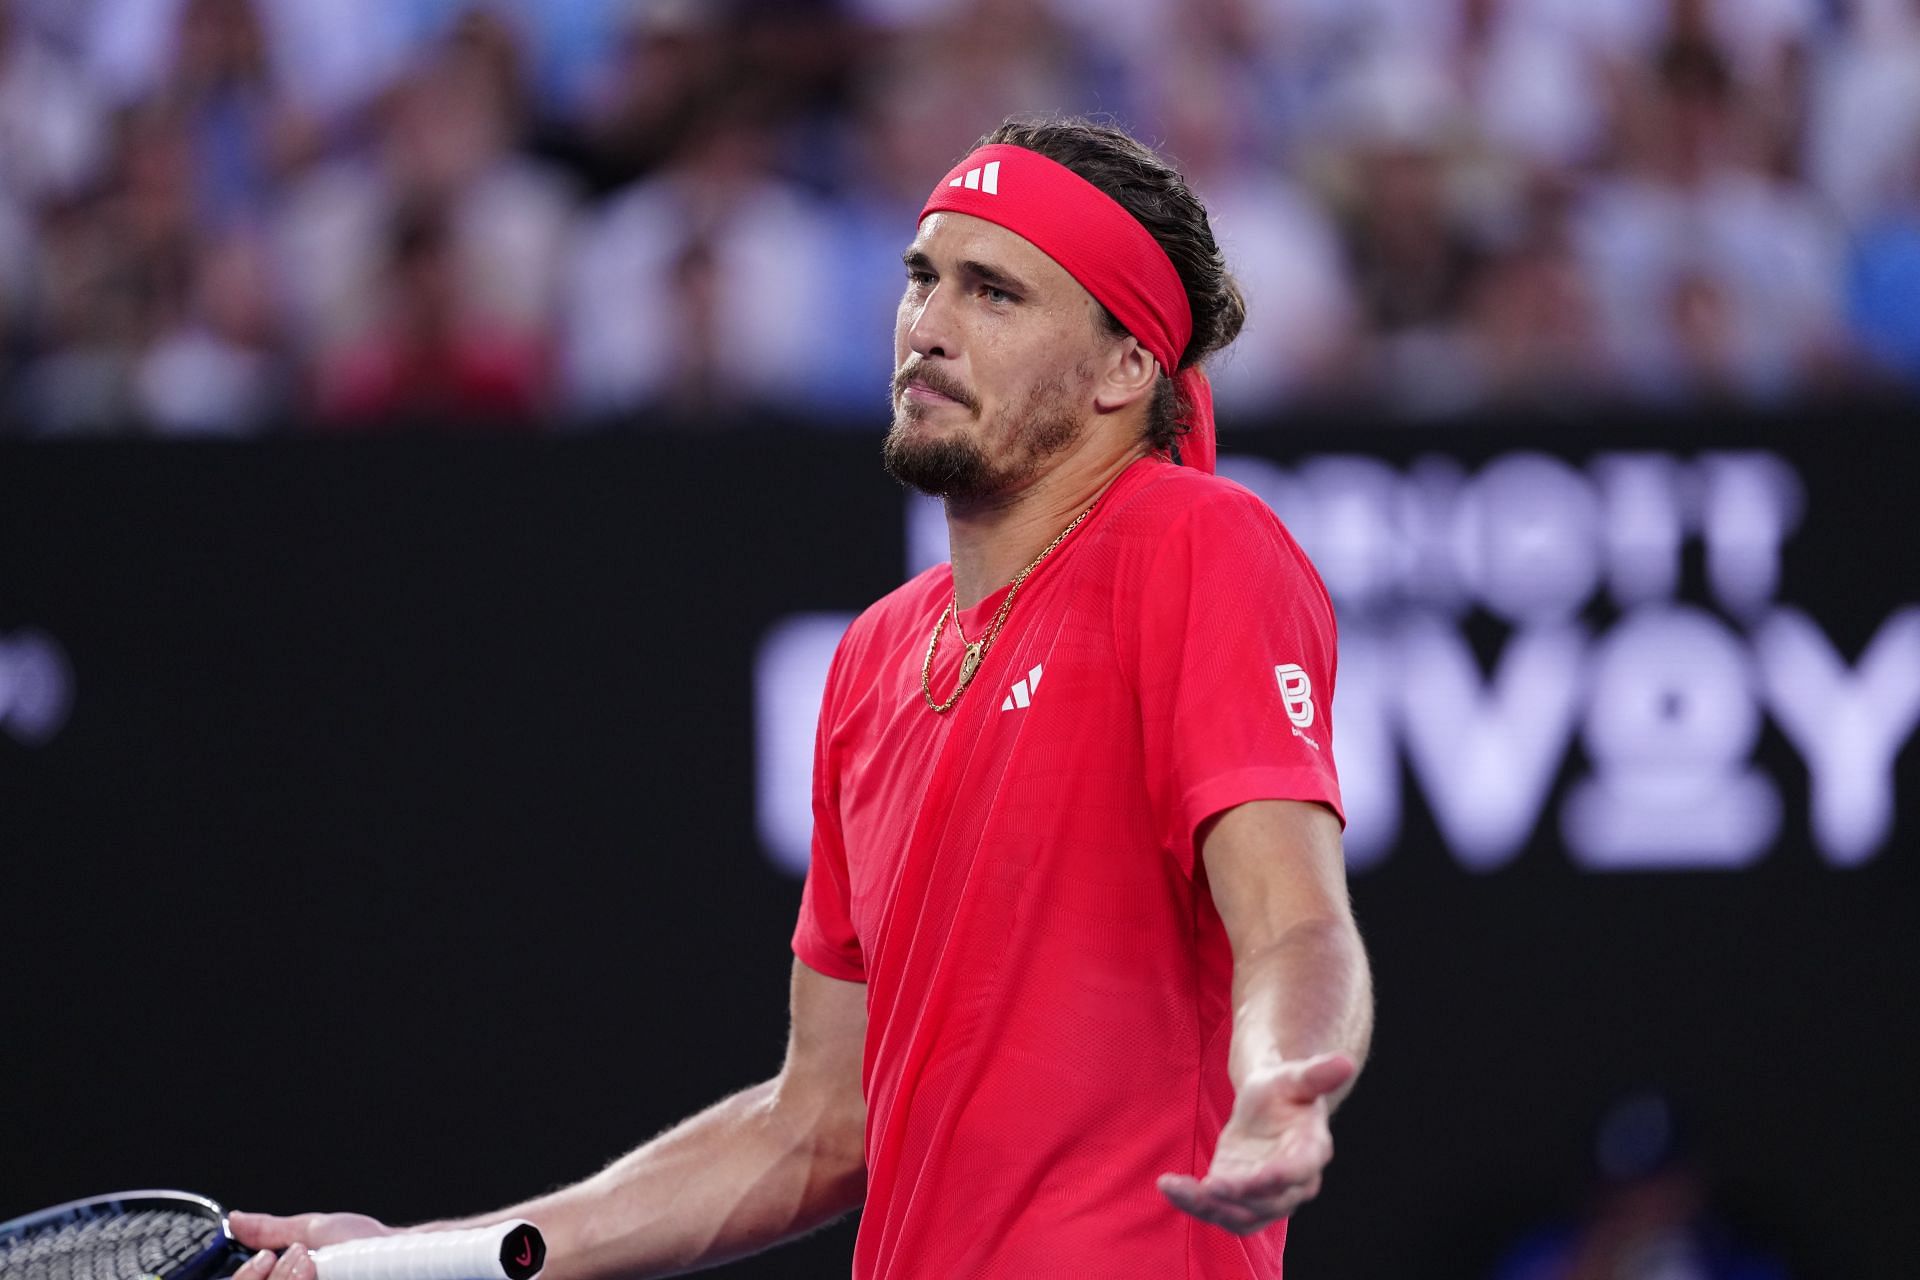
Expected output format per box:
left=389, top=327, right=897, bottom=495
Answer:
left=311, top=1221, right=545, bottom=1280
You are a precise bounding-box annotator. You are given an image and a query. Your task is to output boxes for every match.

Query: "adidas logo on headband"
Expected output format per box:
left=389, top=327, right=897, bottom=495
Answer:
left=947, top=160, right=1001, bottom=194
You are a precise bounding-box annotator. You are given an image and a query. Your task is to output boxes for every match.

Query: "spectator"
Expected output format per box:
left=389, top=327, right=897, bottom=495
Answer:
left=1325, top=50, right=1492, bottom=413
left=1137, top=39, right=1359, bottom=413
left=274, top=11, right=578, bottom=367
left=1846, top=135, right=1920, bottom=384
left=21, top=105, right=199, bottom=434
left=1492, top=1092, right=1791, bottom=1280
left=567, top=2, right=735, bottom=196
left=154, top=0, right=318, bottom=229
left=0, top=0, right=1912, bottom=431
left=1462, top=180, right=1613, bottom=408
left=0, top=0, right=109, bottom=204
left=562, top=97, right=835, bottom=421
left=314, top=200, right=547, bottom=428
left=84, top=0, right=410, bottom=124
left=1807, top=0, right=1920, bottom=226
left=1573, top=12, right=1849, bottom=402
left=134, top=229, right=288, bottom=434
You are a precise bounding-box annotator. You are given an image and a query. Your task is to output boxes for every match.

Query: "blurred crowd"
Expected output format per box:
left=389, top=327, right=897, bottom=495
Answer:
left=2, top=0, right=1920, bottom=435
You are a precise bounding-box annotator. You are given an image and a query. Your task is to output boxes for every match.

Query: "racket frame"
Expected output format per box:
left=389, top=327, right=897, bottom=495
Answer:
left=0, top=1189, right=242, bottom=1280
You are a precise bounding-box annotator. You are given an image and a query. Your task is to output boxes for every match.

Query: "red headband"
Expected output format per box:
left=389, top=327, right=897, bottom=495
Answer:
left=919, top=143, right=1216, bottom=473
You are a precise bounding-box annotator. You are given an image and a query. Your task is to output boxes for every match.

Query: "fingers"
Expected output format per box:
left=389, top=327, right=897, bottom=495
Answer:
left=1158, top=1171, right=1323, bottom=1236
left=1161, top=1112, right=1338, bottom=1236
left=229, top=1213, right=344, bottom=1250
left=231, top=1209, right=394, bottom=1255
left=1203, top=1160, right=1324, bottom=1204
left=1164, top=1055, right=1353, bottom=1236
left=1157, top=1174, right=1263, bottom=1235
left=230, top=1242, right=319, bottom=1280
left=228, top=1213, right=301, bottom=1250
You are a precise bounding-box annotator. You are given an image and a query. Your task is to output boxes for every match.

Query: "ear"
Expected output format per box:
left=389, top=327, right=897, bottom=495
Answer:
left=1092, top=335, right=1159, bottom=414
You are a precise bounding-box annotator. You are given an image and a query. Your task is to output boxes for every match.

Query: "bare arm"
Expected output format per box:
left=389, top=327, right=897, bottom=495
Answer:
left=232, top=960, right=868, bottom=1280
left=1158, top=799, right=1373, bottom=1235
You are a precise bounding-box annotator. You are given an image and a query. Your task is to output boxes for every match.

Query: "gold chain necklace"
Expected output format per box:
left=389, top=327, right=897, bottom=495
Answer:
left=921, top=505, right=1094, bottom=714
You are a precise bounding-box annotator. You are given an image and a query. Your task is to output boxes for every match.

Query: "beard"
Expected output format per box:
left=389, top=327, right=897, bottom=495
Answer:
left=882, top=364, right=1086, bottom=503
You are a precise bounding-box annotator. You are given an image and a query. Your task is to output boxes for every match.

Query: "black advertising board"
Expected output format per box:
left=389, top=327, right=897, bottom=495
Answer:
left=3, top=411, right=1914, bottom=1277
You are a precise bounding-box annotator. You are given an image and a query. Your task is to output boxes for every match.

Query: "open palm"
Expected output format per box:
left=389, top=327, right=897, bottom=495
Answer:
left=1157, top=1052, right=1355, bottom=1236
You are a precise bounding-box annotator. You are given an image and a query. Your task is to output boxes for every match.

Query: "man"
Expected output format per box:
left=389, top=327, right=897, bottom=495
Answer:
left=232, top=116, right=1372, bottom=1279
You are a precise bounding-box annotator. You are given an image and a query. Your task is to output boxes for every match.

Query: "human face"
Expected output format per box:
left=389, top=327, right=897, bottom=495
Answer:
left=884, top=212, right=1110, bottom=502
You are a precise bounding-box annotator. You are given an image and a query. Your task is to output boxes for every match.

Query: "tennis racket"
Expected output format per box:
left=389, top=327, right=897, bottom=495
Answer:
left=0, top=1192, right=545, bottom=1280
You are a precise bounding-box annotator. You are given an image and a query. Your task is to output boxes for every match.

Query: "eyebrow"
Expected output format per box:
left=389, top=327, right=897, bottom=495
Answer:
left=902, top=249, right=1035, bottom=298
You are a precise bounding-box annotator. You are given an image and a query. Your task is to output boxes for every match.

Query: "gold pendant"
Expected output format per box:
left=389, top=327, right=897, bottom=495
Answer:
left=957, top=641, right=984, bottom=690
left=922, top=502, right=1094, bottom=713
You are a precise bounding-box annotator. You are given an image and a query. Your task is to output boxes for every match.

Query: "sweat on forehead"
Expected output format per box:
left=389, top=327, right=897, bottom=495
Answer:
left=920, top=144, right=1193, bottom=377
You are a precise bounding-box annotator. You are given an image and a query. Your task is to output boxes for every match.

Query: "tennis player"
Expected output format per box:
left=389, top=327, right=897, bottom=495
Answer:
left=233, top=116, right=1373, bottom=1279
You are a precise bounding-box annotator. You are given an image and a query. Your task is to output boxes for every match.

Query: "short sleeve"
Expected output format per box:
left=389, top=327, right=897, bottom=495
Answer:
left=791, top=635, right=867, bottom=982
left=1125, top=486, right=1344, bottom=876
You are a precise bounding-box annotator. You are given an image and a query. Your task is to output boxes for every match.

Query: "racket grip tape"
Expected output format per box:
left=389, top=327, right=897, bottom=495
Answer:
left=310, top=1221, right=545, bottom=1280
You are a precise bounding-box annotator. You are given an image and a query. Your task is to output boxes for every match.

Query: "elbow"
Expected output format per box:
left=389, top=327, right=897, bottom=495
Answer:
left=811, top=1099, right=869, bottom=1204
left=767, top=1072, right=868, bottom=1210
left=801, top=1108, right=868, bottom=1220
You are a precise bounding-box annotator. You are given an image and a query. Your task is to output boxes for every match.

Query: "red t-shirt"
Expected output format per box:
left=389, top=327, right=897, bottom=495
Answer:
left=793, top=456, right=1343, bottom=1279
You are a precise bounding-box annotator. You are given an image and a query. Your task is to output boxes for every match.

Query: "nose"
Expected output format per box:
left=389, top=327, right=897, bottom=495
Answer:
left=905, top=283, right=953, bottom=361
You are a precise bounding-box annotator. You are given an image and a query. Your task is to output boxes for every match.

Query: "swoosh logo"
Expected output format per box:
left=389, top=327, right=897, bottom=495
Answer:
left=514, top=1238, right=534, bottom=1268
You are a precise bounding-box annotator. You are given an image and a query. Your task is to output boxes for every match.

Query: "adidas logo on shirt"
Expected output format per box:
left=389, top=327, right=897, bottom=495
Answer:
left=948, top=160, right=1002, bottom=194
left=1002, top=664, right=1043, bottom=711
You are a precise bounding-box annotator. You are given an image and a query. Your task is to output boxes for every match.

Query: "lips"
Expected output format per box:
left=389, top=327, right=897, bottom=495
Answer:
left=895, top=366, right=975, bottom=411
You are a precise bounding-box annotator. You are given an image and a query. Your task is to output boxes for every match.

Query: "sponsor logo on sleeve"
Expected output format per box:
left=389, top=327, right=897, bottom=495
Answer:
left=1275, top=662, right=1321, bottom=749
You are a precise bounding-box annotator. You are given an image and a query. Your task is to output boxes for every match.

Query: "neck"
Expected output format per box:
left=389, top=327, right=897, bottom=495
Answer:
left=947, top=433, right=1150, bottom=609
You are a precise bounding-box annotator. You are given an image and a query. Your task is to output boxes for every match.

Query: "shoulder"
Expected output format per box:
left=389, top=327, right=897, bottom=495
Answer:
left=1099, top=460, right=1304, bottom=564
left=1094, top=460, right=1334, bottom=627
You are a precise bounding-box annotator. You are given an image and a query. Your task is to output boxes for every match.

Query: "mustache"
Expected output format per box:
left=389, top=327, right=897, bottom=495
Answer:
left=893, top=362, right=979, bottom=412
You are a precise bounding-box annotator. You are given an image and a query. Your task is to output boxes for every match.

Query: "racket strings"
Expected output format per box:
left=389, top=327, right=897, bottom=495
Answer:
left=0, top=1208, right=219, bottom=1280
